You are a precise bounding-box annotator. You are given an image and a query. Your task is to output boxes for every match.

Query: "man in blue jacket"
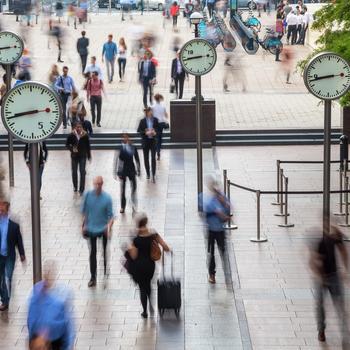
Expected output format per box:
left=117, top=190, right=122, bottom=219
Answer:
left=102, top=34, right=118, bottom=83
left=0, top=198, right=26, bottom=311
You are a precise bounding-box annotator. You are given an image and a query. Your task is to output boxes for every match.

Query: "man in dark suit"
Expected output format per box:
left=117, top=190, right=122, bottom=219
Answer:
left=114, top=133, right=140, bottom=214
left=171, top=51, right=187, bottom=99
left=138, top=50, right=156, bottom=108
left=76, top=31, right=89, bottom=74
left=137, top=107, right=159, bottom=183
left=0, top=198, right=26, bottom=311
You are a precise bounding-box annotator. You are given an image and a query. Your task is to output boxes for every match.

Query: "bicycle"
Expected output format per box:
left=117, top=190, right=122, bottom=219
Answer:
left=237, top=10, right=261, bottom=32
left=255, top=27, right=283, bottom=55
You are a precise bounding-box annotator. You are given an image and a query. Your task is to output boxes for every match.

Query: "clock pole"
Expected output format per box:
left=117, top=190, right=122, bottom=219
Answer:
left=5, top=65, right=14, bottom=187
left=29, top=143, right=42, bottom=283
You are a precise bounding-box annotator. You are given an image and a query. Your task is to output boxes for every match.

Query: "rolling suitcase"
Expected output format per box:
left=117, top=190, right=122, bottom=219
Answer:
left=157, top=251, right=181, bottom=318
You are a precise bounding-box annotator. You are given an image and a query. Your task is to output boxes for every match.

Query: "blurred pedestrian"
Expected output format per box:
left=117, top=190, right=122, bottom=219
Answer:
left=207, top=0, right=215, bottom=17
left=55, top=66, right=76, bottom=129
left=78, top=112, right=93, bottom=136
left=137, top=107, right=159, bottom=182
left=17, top=48, right=32, bottom=81
left=124, top=213, right=170, bottom=318
left=77, top=31, right=89, bottom=74
left=48, top=64, right=60, bottom=89
left=24, top=142, right=48, bottom=195
left=84, top=56, right=103, bottom=79
left=55, top=1, right=64, bottom=23
left=0, top=198, right=26, bottom=311
left=50, top=20, right=64, bottom=62
left=121, top=0, right=133, bottom=21
left=27, top=260, right=75, bottom=350
left=152, top=94, right=169, bottom=160
left=138, top=50, right=156, bottom=108
left=281, top=46, right=294, bottom=84
left=309, top=225, right=349, bottom=344
left=118, top=38, right=127, bottom=82
left=67, top=3, right=77, bottom=28
left=69, top=91, right=85, bottom=125
left=81, top=176, right=114, bottom=288
left=203, top=179, right=231, bottom=284
left=171, top=51, right=187, bottom=99
left=102, top=34, right=118, bottom=83
left=170, top=1, right=180, bottom=29
left=223, top=51, right=247, bottom=92
left=65, top=122, right=91, bottom=195
left=114, top=133, right=140, bottom=214
left=86, top=71, right=105, bottom=127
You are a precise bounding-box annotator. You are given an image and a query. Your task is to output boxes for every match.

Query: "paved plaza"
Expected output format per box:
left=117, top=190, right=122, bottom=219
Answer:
left=0, top=144, right=348, bottom=349
left=0, top=7, right=341, bottom=132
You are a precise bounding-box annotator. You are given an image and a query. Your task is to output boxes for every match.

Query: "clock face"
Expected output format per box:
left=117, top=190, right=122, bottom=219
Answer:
left=180, top=39, right=217, bottom=76
left=0, top=31, right=24, bottom=64
left=1, top=82, right=63, bottom=143
left=304, top=52, right=350, bottom=100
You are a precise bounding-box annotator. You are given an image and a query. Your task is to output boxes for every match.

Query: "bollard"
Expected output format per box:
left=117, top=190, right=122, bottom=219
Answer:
left=223, top=179, right=238, bottom=230
left=271, top=160, right=281, bottom=205
left=339, top=176, right=350, bottom=228
left=278, top=177, right=294, bottom=228
left=251, top=190, right=267, bottom=242
left=223, top=169, right=227, bottom=196
left=274, top=170, right=288, bottom=217
left=334, top=164, right=345, bottom=216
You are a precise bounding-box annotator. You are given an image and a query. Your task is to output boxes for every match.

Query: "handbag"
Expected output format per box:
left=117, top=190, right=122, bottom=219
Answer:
left=170, top=79, right=175, bottom=94
left=150, top=233, right=161, bottom=261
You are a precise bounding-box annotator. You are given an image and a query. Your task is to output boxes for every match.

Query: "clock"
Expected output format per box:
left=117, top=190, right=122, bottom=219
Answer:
left=0, top=31, right=24, bottom=65
left=1, top=82, right=63, bottom=143
left=180, top=38, right=217, bottom=76
left=303, top=52, right=350, bottom=100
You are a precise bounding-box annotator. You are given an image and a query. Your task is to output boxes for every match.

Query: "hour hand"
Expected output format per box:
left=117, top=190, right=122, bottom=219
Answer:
left=183, top=55, right=204, bottom=61
left=7, top=108, right=50, bottom=119
left=0, top=45, right=17, bottom=50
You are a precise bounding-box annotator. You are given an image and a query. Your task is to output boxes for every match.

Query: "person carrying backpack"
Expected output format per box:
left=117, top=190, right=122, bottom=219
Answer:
left=86, top=71, right=105, bottom=127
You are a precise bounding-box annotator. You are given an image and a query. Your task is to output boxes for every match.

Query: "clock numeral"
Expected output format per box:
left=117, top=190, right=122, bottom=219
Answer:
left=38, top=122, right=43, bottom=130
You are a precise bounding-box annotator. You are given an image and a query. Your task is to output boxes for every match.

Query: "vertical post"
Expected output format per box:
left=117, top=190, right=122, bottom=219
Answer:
left=30, top=143, right=42, bottom=283
left=223, top=179, right=237, bottom=230
left=250, top=190, right=267, bottom=242
left=323, top=100, right=332, bottom=235
left=340, top=176, right=350, bottom=228
left=5, top=65, right=14, bottom=187
left=109, top=0, right=112, bottom=13
left=278, top=177, right=294, bottom=228
left=223, top=169, right=227, bottom=196
left=271, top=159, right=280, bottom=205
left=334, top=165, right=345, bottom=216
left=275, top=169, right=285, bottom=216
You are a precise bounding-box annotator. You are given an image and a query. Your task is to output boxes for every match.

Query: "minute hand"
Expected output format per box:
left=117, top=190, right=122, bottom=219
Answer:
left=183, top=55, right=204, bottom=61
left=7, top=108, right=50, bottom=119
left=309, top=74, right=336, bottom=82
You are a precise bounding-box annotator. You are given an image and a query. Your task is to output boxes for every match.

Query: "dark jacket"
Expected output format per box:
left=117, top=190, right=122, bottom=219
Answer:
left=138, top=60, right=156, bottom=82
left=82, top=120, right=93, bottom=136
left=6, top=220, right=25, bottom=260
left=65, top=131, right=91, bottom=159
left=115, top=143, right=140, bottom=178
left=137, top=117, right=159, bottom=146
left=24, top=142, right=48, bottom=166
left=77, top=37, right=89, bottom=55
left=171, top=58, right=187, bottom=79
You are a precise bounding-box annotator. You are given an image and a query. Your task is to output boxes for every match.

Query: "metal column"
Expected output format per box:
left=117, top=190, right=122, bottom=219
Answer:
left=30, top=143, right=42, bottom=283
left=323, top=100, right=332, bottom=235
left=195, top=75, right=203, bottom=211
left=5, top=65, right=14, bottom=187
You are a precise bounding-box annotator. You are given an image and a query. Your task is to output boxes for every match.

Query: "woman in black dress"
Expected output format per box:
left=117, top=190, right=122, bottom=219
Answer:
left=128, top=214, right=170, bottom=318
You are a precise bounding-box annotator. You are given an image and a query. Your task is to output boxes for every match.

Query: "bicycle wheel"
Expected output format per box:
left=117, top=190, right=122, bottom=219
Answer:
left=268, top=42, right=283, bottom=55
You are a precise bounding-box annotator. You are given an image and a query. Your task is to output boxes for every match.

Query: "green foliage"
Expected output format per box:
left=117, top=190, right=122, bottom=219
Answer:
left=304, top=0, right=350, bottom=106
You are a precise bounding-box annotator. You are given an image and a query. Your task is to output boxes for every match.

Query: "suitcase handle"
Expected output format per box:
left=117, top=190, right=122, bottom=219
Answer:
left=162, top=250, right=174, bottom=280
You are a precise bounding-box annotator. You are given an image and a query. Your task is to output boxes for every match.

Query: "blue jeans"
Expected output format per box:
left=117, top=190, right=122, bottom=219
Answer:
left=0, top=256, right=15, bottom=305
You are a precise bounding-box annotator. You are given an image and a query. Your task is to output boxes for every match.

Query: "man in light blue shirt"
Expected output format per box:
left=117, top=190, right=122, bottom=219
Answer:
left=84, top=56, right=103, bottom=80
left=102, top=34, right=118, bottom=83
left=81, top=176, right=114, bottom=287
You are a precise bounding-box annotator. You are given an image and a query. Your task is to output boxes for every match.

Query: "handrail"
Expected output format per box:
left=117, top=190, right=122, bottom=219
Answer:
left=279, top=160, right=341, bottom=164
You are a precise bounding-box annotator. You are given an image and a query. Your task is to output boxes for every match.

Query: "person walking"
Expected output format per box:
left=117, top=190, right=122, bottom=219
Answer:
left=114, top=133, right=140, bottom=214
left=170, top=1, right=180, bottom=29
left=118, top=38, right=127, bottom=82
left=55, top=66, right=76, bottom=129
left=48, top=64, right=60, bottom=89
left=81, top=176, right=114, bottom=288
left=24, top=142, right=48, bottom=195
left=309, top=225, right=349, bottom=344
left=66, top=122, right=91, bottom=195
left=125, top=213, right=170, bottom=318
left=296, top=7, right=303, bottom=44
left=298, top=5, right=310, bottom=45
left=102, top=34, right=118, bottom=83
left=69, top=91, right=85, bottom=125
left=86, top=71, right=105, bottom=127
left=0, top=198, right=26, bottom=311
left=152, top=94, right=169, bottom=160
left=137, top=107, right=159, bottom=182
left=121, top=0, right=132, bottom=21
left=84, top=56, right=103, bottom=79
left=76, top=31, right=89, bottom=74
left=203, top=179, right=231, bottom=285
left=171, top=51, right=187, bottom=99
left=27, top=260, right=75, bottom=350
left=207, top=0, right=215, bottom=18
left=138, top=50, right=156, bottom=108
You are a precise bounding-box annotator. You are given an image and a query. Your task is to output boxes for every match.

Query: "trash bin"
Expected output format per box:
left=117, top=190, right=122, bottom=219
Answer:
left=170, top=99, right=216, bottom=143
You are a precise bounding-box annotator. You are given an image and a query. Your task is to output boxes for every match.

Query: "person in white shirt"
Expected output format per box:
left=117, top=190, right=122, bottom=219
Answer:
left=286, top=10, right=298, bottom=45
left=84, top=56, right=103, bottom=80
left=296, top=7, right=303, bottom=44
left=151, top=94, right=169, bottom=160
left=298, top=6, right=311, bottom=45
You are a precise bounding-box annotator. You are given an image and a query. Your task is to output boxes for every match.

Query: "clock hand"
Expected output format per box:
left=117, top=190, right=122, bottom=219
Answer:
left=7, top=108, right=51, bottom=119
left=183, top=55, right=204, bottom=61
left=309, top=73, right=345, bottom=82
left=0, top=45, right=18, bottom=50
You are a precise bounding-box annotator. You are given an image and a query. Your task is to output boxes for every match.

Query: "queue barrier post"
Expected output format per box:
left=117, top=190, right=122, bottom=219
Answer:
left=275, top=169, right=288, bottom=217
left=334, top=163, right=345, bottom=216
left=223, top=179, right=238, bottom=230
left=251, top=190, right=267, bottom=243
left=271, top=159, right=280, bottom=205
left=339, top=176, right=350, bottom=228
left=223, top=169, right=227, bottom=196
left=278, top=177, right=294, bottom=228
